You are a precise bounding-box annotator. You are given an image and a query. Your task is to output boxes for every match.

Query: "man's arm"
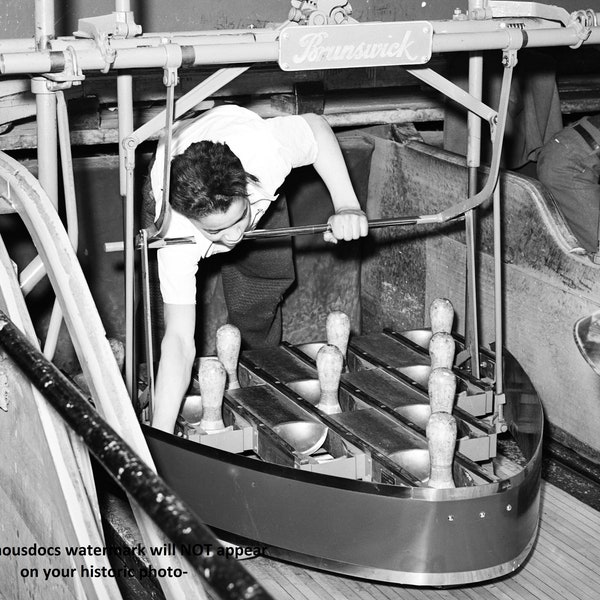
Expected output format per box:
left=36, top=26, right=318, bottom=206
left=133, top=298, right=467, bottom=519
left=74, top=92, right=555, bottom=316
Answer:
left=151, top=303, right=197, bottom=433
left=300, top=113, right=369, bottom=243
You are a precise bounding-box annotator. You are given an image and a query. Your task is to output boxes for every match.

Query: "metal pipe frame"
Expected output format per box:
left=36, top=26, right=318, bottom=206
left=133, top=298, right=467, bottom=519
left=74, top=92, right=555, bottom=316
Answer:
left=464, top=0, right=486, bottom=380
left=2, top=12, right=600, bottom=75
left=464, top=50, right=483, bottom=381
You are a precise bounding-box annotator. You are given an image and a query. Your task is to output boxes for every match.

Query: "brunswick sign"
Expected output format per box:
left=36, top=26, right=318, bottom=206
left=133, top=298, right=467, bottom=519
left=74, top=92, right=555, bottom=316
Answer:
left=278, top=22, right=433, bottom=71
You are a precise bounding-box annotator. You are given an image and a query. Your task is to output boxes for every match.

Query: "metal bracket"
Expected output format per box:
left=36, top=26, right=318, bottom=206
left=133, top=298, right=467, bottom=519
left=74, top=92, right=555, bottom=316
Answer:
left=42, top=46, right=85, bottom=89
left=74, top=11, right=142, bottom=40
left=470, top=6, right=494, bottom=20
left=492, top=392, right=508, bottom=433
left=456, top=389, right=494, bottom=417
left=568, top=9, right=596, bottom=48
left=161, top=43, right=181, bottom=87
left=288, top=0, right=357, bottom=26
left=74, top=11, right=142, bottom=73
left=489, top=1, right=571, bottom=26
left=501, top=46, right=520, bottom=69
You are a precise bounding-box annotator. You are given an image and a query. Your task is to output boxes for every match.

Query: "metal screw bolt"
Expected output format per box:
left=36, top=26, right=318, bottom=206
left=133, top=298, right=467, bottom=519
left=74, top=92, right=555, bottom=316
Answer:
left=448, top=515, right=454, bottom=522
left=506, top=504, right=512, bottom=511
left=479, top=511, right=486, bottom=518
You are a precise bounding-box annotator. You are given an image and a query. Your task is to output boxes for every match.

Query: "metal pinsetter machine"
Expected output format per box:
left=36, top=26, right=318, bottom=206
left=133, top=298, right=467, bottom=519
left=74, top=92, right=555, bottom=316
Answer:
left=1, top=0, right=596, bottom=591
left=146, top=298, right=542, bottom=585
left=141, top=0, right=596, bottom=586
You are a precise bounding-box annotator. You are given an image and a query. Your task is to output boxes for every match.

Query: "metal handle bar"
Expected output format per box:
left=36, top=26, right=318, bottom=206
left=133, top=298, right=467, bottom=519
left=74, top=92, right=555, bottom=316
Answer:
left=243, top=214, right=448, bottom=240
left=104, top=214, right=455, bottom=252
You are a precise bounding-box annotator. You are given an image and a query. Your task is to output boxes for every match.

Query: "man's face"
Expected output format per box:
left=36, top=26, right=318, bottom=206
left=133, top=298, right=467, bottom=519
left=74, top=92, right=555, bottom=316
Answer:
left=192, top=197, right=251, bottom=248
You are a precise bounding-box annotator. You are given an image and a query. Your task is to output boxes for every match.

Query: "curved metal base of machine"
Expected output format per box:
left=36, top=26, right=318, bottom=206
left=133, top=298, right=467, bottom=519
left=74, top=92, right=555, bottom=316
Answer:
left=264, top=528, right=538, bottom=586
left=144, top=337, right=543, bottom=586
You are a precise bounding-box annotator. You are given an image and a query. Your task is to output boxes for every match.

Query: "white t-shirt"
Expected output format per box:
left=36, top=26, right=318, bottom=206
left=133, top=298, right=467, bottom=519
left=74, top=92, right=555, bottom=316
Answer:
left=150, top=105, right=318, bottom=304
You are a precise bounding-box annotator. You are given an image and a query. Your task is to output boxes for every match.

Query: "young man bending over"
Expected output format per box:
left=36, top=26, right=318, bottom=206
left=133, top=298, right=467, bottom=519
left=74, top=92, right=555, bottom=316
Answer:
left=146, top=104, right=368, bottom=433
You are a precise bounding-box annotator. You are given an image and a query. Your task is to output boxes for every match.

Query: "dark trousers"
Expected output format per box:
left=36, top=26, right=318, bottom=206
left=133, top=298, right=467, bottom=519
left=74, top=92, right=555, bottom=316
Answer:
left=141, top=174, right=295, bottom=351
left=220, top=199, right=295, bottom=348
left=537, top=117, right=600, bottom=254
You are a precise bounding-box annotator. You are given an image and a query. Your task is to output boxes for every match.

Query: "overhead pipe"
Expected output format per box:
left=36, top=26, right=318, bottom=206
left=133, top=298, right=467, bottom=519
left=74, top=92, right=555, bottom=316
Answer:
left=3, top=21, right=600, bottom=76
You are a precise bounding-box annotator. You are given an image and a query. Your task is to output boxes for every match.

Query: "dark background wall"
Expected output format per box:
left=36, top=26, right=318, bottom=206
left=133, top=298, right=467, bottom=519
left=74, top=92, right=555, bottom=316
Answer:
left=2, top=0, right=595, bottom=40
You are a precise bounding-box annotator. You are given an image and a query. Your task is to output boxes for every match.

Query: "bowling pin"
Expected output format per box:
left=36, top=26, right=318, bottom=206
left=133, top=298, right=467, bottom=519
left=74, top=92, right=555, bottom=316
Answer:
left=430, top=298, right=454, bottom=335
left=216, top=324, right=241, bottom=390
left=429, top=331, right=455, bottom=370
left=428, top=367, right=457, bottom=414
left=316, top=344, right=343, bottom=415
left=198, top=357, right=227, bottom=432
left=326, top=311, right=350, bottom=359
left=426, top=411, right=457, bottom=489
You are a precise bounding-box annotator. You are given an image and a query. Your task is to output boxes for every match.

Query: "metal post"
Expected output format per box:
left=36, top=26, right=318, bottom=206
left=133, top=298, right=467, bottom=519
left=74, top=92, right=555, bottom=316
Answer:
left=464, top=48, right=483, bottom=379
left=33, top=0, right=58, bottom=209
left=123, top=140, right=137, bottom=397
left=140, top=229, right=155, bottom=420
left=117, top=76, right=134, bottom=196
left=114, top=0, right=138, bottom=401
left=119, top=74, right=136, bottom=397
left=493, top=182, right=506, bottom=431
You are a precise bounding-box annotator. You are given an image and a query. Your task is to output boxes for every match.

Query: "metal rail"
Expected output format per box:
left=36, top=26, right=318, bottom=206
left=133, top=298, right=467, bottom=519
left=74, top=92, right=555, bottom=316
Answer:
left=243, top=214, right=448, bottom=239
left=2, top=18, right=600, bottom=75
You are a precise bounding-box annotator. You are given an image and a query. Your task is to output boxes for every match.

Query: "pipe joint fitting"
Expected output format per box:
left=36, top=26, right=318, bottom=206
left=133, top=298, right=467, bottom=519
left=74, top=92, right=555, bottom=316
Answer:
left=568, top=9, right=596, bottom=48
left=161, top=42, right=182, bottom=87
left=42, top=46, right=85, bottom=89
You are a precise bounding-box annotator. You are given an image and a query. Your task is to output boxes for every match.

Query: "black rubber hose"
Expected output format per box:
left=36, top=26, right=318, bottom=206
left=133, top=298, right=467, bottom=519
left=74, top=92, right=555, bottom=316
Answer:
left=0, top=309, right=273, bottom=600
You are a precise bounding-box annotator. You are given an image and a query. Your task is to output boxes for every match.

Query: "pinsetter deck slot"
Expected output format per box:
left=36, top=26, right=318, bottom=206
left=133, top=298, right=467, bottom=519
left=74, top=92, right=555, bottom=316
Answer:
left=286, top=344, right=498, bottom=478
left=288, top=339, right=498, bottom=462
left=238, top=355, right=423, bottom=486
left=181, top=382, right=371, bottom=478
left=239, top=348, right=494, bottom=486
left=349, top=333, right=494, bottom=416
left=383, top=328, right=497, bottom=414
left=240, top=346, right=317, bottom=385
left=340, top=368, right=498, bottom=465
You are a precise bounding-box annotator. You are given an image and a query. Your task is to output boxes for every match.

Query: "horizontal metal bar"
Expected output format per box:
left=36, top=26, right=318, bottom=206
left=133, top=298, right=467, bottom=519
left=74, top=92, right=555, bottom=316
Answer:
left=104, top=214, right=451, bottom=252
left=243, top=214, right=446, bottom=240
left=3, top=21, right=600, bottom=76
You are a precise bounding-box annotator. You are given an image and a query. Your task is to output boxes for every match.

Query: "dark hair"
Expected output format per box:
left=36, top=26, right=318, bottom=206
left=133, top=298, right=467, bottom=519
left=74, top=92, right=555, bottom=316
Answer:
left=169, top=141, right=258, bottom=219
